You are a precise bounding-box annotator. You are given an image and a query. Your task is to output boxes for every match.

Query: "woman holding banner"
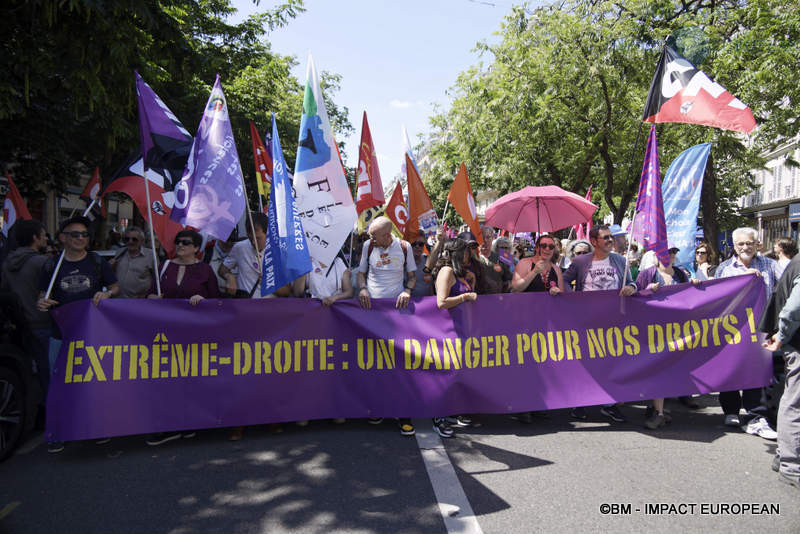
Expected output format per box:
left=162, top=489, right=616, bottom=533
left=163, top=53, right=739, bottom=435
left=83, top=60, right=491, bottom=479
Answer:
left=432, top=238, right=477, bottom=437
left=511, top=234, right=564, bottom=295
left=147, top=229, right=220, bottom=305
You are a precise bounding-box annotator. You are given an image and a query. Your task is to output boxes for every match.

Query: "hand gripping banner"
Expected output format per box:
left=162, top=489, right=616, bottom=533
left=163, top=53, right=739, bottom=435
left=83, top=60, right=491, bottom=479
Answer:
left=46, top=275, right=770, bottom=442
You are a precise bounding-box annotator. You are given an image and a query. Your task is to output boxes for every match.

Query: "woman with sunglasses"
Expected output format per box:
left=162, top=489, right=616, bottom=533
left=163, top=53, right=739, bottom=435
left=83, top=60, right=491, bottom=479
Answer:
left=511, top=234, right=564, bottom=295
left=693, top=241, right=717, bottom=281
left=147, top=229, right=219, bottom=305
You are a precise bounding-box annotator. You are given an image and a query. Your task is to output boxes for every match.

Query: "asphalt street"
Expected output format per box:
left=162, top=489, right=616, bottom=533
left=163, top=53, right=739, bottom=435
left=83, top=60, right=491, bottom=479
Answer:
left=1, top=395, right=798, bottom=534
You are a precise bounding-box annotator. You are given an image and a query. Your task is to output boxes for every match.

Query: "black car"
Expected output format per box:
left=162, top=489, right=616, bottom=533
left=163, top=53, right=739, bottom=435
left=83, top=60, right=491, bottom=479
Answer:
left=0, top=292, right=43, bottom=461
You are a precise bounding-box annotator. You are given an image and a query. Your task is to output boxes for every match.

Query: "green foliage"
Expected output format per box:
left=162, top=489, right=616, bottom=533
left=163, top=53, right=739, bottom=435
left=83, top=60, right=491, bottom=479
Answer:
left=426, top=0, right=800, bottom=233
left=1, top=0, right=351, bottom=206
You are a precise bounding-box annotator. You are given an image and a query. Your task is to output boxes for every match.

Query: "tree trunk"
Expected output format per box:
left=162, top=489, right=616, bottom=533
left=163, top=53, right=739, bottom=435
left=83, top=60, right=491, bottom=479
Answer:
left=701, top=151, right=717, bottom=253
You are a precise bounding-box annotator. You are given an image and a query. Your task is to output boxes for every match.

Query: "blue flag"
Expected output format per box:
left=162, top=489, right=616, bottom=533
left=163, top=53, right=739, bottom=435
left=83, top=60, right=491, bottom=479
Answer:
left=262, top=113, right=312, bottom=296
left=630, top=125, right=669, bottom=267
left=171, top=75, right=246, bottom=240
left=663, top=143, right=712, bottom=272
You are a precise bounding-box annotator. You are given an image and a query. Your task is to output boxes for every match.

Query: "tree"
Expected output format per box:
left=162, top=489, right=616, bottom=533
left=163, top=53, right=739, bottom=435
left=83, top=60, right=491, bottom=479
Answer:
left=426, top=0, right=800, bottom=235
left=0, top=0, right=352, bottom=209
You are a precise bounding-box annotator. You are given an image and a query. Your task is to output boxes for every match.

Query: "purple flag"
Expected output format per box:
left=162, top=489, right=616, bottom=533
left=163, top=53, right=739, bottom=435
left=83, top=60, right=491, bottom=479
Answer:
left=630, top=125, right=669, bottom=266
left=170, top=75, right=246, bottom=240
left=134, top=71, right=193, bottom=190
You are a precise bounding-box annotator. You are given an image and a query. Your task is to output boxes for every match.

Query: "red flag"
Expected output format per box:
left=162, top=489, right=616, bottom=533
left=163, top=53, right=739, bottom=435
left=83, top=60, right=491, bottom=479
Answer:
left=356, top=112, right=385, bottom=214
left=403, top=154, right=436, bottom=242
left=385, top=182, right=409, bottom=235
left=642, top=45, right=756, bottom=134
left=2, top=171, right=32, bottom=236
left=446, top=162, right=483, bottom=246
left=80, top=167, right=102, bottom=203
left=249, top=121, right=272, bottom=201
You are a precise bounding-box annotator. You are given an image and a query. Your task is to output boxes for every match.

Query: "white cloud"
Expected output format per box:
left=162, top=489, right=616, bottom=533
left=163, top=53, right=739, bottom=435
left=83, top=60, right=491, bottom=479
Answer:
left=390, top=99, right=412, bottom=109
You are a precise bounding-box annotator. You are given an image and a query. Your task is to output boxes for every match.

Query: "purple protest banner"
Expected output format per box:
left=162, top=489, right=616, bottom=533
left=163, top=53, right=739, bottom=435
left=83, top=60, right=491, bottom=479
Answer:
left=46, top=275, right=770, bottom=442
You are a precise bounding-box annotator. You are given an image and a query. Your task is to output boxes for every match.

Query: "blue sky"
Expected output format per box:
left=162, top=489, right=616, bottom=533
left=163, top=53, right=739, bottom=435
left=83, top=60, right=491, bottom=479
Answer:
left=232, top=0, right=524, bottom=186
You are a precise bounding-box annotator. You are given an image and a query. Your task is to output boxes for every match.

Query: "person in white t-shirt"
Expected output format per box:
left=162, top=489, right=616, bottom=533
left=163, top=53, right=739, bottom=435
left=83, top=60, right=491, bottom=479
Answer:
left=295, top=254, right=353, bottom=305
left=357, top=216, right=417, bottom=310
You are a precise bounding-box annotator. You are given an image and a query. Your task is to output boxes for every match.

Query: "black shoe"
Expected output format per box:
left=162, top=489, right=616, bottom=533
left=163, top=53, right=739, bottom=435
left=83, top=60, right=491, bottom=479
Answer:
left=570, top=407, right=587, bottom=420
left=511, top=412, right=533, bottom=424
left=367, top=418, right=384, bottom=425
left=678, top=396, right=700, bottom=409
left=600, top=405, right=626, bottom=422
left=432, top=418, right=454, bottom=438
left=398, top=419, right=415, bottom=436
left=146, top=432, right=181, bottom=446
left=446, top=415, right=472, bottom=427
left=94, top=437, right=111, bottom=445
left=47, top=441, right=64, bottom=453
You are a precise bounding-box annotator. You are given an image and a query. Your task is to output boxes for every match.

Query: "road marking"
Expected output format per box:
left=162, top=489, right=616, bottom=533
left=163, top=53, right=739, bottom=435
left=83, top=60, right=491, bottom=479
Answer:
left=0, top=501, right=20, bottom=520
left=15, top=434, right=43, bottom=455
left=414, top=419, right=484, bottom=534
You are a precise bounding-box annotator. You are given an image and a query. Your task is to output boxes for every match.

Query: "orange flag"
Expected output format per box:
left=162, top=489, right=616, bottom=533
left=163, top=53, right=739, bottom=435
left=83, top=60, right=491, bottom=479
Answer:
left=446, top=162, right=483, bottom=246
left=385, top=182, right=408, bottom=235
left=403, top=154, right=436, bottom=241
left=355, top=112, right=385, bottom=214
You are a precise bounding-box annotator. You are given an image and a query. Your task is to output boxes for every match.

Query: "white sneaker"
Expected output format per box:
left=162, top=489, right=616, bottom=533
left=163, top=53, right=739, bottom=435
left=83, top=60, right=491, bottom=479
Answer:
left=724, top=414, right=740, bottom=426
left=742, top=417, right=777, bottom=441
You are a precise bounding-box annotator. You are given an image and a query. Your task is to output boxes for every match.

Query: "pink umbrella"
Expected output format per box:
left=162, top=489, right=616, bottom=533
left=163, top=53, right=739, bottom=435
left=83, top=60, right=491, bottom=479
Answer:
left=484, top=185, right=597, bottom=233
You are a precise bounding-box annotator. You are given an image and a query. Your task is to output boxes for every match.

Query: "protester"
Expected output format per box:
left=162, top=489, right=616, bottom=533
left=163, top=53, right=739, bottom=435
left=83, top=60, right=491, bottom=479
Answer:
left=635, top=247, right=691, bottom=429
left=565, top=239, right=593, bottom=262
left=206, top=232, right=237, bottom=294
left=556, top=239, right=570, bottom=269
left=218, top=213, right=266, bottom=298
left=562, top=225, right=635, bottom=422
left=478, top=226, right=512, bottom=294
left=774, top=236, right=798, bottom=279
left=357, top=216, right=417, bottom=435
left=760, top=252, right=800, bottom=489
left=357, top=216, right=417, bottom=311
left=431, top=237, right=478, bottom=437
left=1, top=220, right=52, bottom=397
left=693, top=242, right=718, bottom=281
left=148, top=229, right=220, bottom=305
left=510, top=233, right=564, bottom=424
left=110, top=226, right=155, bottom=299
left=36, top=215, right=119, bottom=453
left=513, top=243, right=527, bottom=265
left=714, top=227, right=778, bottom=439
left=457, top=231, right=485, bottom=292
left=295, top=250, right=353, bottom=305
left=609, top=224, right=628, bottom=255
left=512, top=234, right=564, bottom=295
left=411, top=229, right=441, bottom=297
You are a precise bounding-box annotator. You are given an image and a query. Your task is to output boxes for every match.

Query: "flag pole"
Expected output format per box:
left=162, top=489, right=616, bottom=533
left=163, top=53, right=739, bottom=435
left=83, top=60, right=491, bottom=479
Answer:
left=44, top=199, right=99, bottom=300
left=440, top=200, right=450, bottom=228
left=141, top=165, right=162, bottom=297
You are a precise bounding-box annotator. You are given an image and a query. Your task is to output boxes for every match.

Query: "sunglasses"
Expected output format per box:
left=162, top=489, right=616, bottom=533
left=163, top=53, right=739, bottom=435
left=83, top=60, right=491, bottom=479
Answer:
left=64, top=231, right=89, bottom=238
left=600, top=235, right=614, bottom=241
left=575, top=250, right=590, bottom=255
left=538, top=243, right=556, bottom=250
left=123, top=236, right=140, bottom=243
left=175, top=239, right=195, bottom=246
left=696, top=250, right=707, bottom=255
left=412, top=242, right=426, bottom=247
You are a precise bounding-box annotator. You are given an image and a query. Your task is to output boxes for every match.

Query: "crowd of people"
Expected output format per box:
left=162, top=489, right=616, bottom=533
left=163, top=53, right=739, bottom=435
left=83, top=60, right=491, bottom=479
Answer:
left=0, top=213, right=798, bottom=490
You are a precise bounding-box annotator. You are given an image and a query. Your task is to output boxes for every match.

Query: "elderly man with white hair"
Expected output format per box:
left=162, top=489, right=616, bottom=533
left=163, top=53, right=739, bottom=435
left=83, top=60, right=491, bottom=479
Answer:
left=715, top=226, right=780, bottom=440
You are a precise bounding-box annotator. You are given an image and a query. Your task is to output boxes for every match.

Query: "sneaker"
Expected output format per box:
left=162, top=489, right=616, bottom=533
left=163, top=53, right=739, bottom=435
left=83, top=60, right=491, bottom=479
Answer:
left=723, top=414, right=740, bottom=426
left=510, top=412, right=533, bottom=424
left=331, top=418, right=346, bottom=424
left=295, top=420, right=309, bottom=427
left=742, top=416, right=777, bottom=441
left=146, top=432, right=182, bottom=446
left=182, top=431, right=196, bottom=439
left=570, top=407, right=587, bottom=420
left=644, top=414, right=666, bottom=430
left=772, top=454, right=780, bottom=473
left=778, top=471, right=800, bottom=489
left=367, top=418, right=384, bottom=425
left=398, top=419, right=415, bottom=436
left=94, top=437, right=111, bottom=445
left=228, top=427, right=244, bottom=441
left=600, top=405, right=626, bottom=422
left=47, top=441, right=64, bottom=453
left=432, top=418, right=454, bottom=438
left=446, top=415, right=472, bottom=427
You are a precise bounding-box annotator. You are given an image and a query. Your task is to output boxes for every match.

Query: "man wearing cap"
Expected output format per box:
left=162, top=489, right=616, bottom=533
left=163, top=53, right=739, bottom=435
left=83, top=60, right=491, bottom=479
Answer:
left=562, top=224, right=636, bottom=422
left=36, top=215, right=119, bottom=453
left=478, top=226, right=511, bottom=294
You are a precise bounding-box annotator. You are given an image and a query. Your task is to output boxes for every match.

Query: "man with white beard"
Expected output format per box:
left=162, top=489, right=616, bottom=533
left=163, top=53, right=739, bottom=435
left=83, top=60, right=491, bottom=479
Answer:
left=715, top=227, right=780, bottom=440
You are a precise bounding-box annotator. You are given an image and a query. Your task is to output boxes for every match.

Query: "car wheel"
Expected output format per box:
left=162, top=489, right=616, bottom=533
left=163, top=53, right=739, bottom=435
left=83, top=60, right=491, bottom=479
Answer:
left=0, top=367, right=24, bottom=462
